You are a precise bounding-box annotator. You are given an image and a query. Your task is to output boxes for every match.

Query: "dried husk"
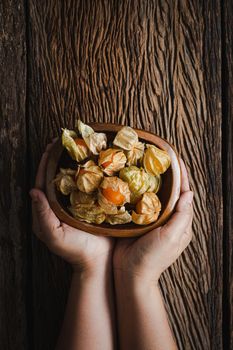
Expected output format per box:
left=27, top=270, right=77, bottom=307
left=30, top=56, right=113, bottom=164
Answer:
left=77, top=120, right=107, bottom=155
left=100, top=176, right=130, bottom=202
left=113, top=126, right=139, bottom=150
left=70, top=190, right=97, bottom=206
left=69, top=204, right=106, bottom=224
left=98, top=190, right=118, bottom=214
left=62, top=128, right=89, bottom=162
left=76, top=160, right=103, bottom=193
left=132, top=192, right=161, bottom=225
left=132, top=211, right=160, bottom=225
left=143, top=144, right=171, bottom=175
left=136, top=192, right=161, bottom=214
left=54, top=168, right=77, bottom=195
left=147, top=174, right=161, bottom=194
left=57, top=124, right=170, bottom=227
left=119, top=166, right=161, bottom=204
left=126, top=141, right=145, bottom=166
left=105, top=207, right=132, bottom=225
left=98, top=177, right=131, bottom=214
left=99, top=148, right=127, bottom=175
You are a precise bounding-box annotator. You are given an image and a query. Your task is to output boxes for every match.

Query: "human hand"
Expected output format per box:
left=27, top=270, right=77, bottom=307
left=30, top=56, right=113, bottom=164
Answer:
left=30, top=141, right=114, bottom=275
left=113, top=158, right=194, bottom=285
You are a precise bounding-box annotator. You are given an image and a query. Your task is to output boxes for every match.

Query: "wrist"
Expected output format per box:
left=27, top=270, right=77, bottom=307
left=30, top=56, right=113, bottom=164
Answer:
left=114, top=268, right=159, bottom=294
left=72, top=258, right=113, bottom=280
left=71, top=263, right=114, bottom=298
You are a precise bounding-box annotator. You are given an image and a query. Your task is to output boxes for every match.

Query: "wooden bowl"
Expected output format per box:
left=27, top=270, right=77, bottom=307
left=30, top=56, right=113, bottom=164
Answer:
left=46, top=123, right=181, bottom=237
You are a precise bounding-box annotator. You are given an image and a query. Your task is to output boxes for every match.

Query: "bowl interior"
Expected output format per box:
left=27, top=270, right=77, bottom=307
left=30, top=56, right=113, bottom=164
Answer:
left=46, top=123, right=181, bottom=237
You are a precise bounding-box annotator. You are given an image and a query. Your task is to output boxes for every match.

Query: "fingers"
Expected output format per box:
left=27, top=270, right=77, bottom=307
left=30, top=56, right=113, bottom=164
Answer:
left=157, top=158, right=194, bottom=251
left=175, top=190, right=193, bottom=213
left=30, top=188, right=62, bottom=244
left=31, top=139, right=61, bottom=247
left=179, top=226, right=193, bottom=252
left=161, top=191, right=193, bottom=240
left=179, top=158, right=190, bottom=193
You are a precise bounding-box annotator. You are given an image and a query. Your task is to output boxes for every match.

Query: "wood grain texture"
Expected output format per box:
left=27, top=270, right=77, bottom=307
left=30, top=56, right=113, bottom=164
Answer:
left=27, top=1, right=222, bottom=349
left=0, top=1, right=28, bottom=349
left=222, top=0, right=233, bottom=349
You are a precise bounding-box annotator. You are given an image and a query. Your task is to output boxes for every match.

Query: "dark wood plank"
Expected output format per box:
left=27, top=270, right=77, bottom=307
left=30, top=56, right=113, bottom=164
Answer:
left=196, top=1, right=222, bottom=348
left=27, top=1, right=222, bottom=349
left=0, top=1, right=28, bottom=349
left=159, top=1, right=222, bottom=348
left=222, top=0, right=233, bottom=349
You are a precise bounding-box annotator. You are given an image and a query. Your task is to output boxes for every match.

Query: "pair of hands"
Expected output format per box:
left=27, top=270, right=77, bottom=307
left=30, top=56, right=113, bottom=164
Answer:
left=30, top=141, right=193, bottom=283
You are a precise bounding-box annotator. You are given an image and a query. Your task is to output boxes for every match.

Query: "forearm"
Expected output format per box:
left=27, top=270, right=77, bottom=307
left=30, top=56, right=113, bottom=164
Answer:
left=56, top=266, right=116, bottom=350
left=114, top=272, right=177, bottom=350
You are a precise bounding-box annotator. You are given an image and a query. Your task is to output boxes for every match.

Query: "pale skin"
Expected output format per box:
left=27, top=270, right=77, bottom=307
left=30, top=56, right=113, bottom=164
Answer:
left=30, top=141, right=193, bottom=350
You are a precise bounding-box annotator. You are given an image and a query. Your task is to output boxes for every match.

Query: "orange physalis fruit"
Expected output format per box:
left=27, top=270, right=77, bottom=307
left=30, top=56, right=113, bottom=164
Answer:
left=102, top=160, right=113, bottom=168
left=74, top=138, right=87, bottom=147
left=78, top=169, right=93, bottom=177
left=78, top=169, right=88, bottom=175
left=102, top=188, right=125, bottom=205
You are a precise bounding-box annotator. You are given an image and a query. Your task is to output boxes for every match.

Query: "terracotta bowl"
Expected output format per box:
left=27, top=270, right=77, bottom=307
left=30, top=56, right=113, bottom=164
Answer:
left=46, top=123, right=181, bottom=237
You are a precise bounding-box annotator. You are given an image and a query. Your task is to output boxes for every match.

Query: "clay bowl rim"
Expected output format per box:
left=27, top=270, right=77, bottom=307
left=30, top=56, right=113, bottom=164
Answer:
left=46, top=123, right=181, bottom=237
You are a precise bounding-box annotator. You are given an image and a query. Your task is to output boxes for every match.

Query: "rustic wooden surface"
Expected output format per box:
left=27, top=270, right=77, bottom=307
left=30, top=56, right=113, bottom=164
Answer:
left=222, top=1, right=233, bottom=349
left=0, top=0, right=28, bottom=349
left=27, top=1, right=223, bottom=349
left=0, top=0, right=231, bottom=349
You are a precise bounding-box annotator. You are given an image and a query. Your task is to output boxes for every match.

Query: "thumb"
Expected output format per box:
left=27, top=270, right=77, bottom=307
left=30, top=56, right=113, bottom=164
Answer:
left=30, top=188, right=61, bottom=242
left=30, top=188, right=50, bottom=214
left=161, top=190, right=193, bottom=239
left=175, top=191, right=194, bottom=213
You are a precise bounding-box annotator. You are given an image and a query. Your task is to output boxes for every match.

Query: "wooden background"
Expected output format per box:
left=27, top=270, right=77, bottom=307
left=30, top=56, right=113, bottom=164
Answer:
left=0, top=0, right=232, bottom=349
